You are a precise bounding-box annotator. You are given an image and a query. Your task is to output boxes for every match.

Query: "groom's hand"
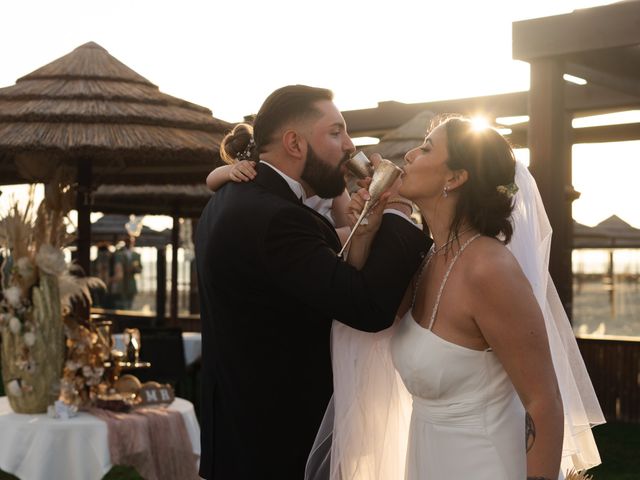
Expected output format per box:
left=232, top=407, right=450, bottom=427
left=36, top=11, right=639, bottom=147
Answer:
left=347, top=185, right=391, bottom=237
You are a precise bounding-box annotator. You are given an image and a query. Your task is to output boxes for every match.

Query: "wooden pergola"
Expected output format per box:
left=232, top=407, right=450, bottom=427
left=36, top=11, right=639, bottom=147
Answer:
left=344, top=1, right=640, bottom=318
left=513, top=0, right=640, bottom=316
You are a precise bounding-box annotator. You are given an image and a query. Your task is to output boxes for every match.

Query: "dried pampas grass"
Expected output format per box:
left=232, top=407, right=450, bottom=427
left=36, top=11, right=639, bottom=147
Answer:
left=0, top=186, right=36, bottom=261
left=1, top=180, right=99, bottom=309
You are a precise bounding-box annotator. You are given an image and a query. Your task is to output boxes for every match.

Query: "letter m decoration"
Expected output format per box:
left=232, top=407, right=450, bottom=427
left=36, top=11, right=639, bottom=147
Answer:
left=139, top=382, right=175, bottom=406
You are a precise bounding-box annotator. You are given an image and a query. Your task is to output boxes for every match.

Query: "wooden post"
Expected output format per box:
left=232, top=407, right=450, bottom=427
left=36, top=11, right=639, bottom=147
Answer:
left=189, top=218, right=200, bottom=315
left=75, top=159, right=92, bottom=277
left=156, top=246, right=167, bottom=326
left=528, top=58, right=574, bottom=318
left=170, top=215, right=180, bottom=323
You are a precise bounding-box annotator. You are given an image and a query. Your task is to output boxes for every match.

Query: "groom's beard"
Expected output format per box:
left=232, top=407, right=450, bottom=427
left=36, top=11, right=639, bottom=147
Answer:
left=301, top=145, right=348, bottom=199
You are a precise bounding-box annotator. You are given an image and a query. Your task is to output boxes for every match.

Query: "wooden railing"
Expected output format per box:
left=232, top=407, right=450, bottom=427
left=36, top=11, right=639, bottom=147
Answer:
left=577, top=336, right=640, bottom=424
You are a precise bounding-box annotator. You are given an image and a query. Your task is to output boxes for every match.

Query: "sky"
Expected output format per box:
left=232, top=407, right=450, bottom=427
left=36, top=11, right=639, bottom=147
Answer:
left=0, top=0, right=637, bottom=230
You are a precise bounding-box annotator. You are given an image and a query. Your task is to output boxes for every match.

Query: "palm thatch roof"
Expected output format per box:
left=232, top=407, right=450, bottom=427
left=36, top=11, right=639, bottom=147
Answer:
left=573, top=215, right=640, bottom=248
left=0, top=41, right=233, bottom=185
left=92, top=184, right=213, bottom=217
left=90, top=214, right=171, bottom=248
left=363, top=110, right=434, bottom=165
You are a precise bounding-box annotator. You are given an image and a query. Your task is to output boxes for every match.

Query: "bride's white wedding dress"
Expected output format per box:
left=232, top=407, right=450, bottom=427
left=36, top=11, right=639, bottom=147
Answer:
left=390, top=233, right=525, bottom=479
left=391, top=233, right=525, bottom=479
left=392, top=312, right=525, bottom=479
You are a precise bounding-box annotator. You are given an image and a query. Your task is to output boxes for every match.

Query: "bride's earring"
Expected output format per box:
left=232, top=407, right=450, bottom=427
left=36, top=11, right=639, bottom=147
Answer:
left=443, top=186, right=449, bottom=198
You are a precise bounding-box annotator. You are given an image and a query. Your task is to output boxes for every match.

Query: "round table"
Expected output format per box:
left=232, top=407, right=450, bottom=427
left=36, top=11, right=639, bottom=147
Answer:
left=0, top=396, right=200, bottom=480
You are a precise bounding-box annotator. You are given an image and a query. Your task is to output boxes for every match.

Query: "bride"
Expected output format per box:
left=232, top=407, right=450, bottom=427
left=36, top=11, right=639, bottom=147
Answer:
left=306, top=116, right=604, bottom=479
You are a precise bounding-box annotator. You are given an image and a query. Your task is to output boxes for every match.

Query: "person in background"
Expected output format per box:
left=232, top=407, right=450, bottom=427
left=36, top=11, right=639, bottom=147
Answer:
left=110, top=236, right=142, bottom=310
left=90, top=241, right=113, bottom=308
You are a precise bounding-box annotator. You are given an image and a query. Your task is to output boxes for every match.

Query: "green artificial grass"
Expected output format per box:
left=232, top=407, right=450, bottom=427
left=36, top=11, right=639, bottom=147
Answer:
left=585, top=422, right=640, bottom=480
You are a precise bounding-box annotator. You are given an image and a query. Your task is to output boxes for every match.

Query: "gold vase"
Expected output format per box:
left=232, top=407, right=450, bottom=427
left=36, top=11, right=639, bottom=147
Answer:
left=1, top=274, right=64, bottom=413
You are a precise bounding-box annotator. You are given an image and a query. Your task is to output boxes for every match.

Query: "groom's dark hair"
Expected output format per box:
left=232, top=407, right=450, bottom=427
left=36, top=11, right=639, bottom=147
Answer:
left=253, top=85, right=333, bottom=153
left=219, top=85, right=333, bottom=165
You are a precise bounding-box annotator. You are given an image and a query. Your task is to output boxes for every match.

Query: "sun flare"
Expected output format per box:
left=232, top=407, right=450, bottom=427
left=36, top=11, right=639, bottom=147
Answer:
left=470, top=116, right=490, bottom=131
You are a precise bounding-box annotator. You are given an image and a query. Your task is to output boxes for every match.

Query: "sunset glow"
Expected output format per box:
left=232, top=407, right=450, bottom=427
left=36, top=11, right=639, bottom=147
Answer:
left=0, top=0, right=635, bottom=229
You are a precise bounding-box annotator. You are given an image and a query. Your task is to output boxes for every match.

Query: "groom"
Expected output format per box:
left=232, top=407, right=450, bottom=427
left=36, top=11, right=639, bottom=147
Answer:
left=195, top=85, right=429, bottom=479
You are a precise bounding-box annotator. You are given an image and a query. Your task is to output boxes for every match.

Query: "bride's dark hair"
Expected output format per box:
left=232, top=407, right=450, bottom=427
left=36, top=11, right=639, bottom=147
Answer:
left=437, top=115, right=516, bottom=244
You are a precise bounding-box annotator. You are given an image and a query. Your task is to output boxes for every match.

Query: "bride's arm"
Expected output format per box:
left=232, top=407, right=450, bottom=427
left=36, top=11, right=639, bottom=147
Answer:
left=467, top=247, right=563, bottom=480
left=345, top=189, right=414, bottom=270
left=343, top=187, right=385, bottom=270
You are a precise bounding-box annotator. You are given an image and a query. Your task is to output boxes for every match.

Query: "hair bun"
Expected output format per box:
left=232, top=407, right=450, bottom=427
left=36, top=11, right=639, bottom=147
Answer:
left=220, top=123, right=255, bottom=164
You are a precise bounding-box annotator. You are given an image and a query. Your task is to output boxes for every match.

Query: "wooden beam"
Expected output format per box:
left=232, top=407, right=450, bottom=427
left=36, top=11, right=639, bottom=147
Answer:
left=343, top=85, right=640, bottom=141
left=343, top=92, right=529, bottom=137
left=502, top=121, right=640, bottom=147
left=156, top=246, right=167, bottom=326
left=170, top=215, right=180, bottom=323
left=528, top=58, right=574, bottom=317
left=574, top=122, right=640, bottom=144
left=568, top=46, right=640, bottom=81
left=565, top=63, right=640, bottom=98
left=513, top=2, right=640, bottom=61
left=75, top=159, right=92, bottom=276
left=561, top=83, right=640, bottom=115
left=189, top=218, right=200, bottom=315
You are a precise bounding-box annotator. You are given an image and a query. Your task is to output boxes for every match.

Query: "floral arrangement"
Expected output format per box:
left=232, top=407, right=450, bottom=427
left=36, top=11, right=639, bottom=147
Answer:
left=59, top=317, right=111, bottom=407
left=0, top=183, right=104, bottom=413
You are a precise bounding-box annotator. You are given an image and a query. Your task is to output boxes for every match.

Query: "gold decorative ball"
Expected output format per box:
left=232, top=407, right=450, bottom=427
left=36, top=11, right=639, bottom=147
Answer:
left=114, top=374, right=142, bottom=394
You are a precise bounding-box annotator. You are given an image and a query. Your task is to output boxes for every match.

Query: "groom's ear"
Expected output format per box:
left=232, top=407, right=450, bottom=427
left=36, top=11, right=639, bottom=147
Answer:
left=282, top=129, right=306, bottom=161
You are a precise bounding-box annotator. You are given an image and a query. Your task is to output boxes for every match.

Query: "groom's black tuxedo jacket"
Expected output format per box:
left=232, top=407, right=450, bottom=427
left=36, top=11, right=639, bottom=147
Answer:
left=196, top=163, right=430, bottom=479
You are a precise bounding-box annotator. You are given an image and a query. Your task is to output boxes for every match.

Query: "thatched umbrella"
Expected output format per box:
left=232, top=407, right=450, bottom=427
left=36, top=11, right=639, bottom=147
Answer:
left=90, top=214, right=171, bottom=248
left=574, top=215, right=640, bottom=249
left=363, top=110, right=434, bottom=164
left=573, top=215, right=640, bottom=319
left=0, top=41, right=233, bottom=274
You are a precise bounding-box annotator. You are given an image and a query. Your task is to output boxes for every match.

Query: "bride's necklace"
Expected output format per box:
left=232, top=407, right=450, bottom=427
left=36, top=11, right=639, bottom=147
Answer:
left=430, top=226, right=473, bottom=256
left=412, top=226, right=475, bottom=308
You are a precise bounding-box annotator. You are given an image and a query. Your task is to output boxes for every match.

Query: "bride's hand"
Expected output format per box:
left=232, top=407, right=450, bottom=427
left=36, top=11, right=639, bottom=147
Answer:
left=347, top=182, right=391, bottom=237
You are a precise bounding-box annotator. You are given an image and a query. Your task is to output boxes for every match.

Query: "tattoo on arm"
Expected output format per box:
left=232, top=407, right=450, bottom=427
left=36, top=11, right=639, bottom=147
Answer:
left=525, top=411, right=536, bottom=452
left=525, top=413, right=553, bottom=480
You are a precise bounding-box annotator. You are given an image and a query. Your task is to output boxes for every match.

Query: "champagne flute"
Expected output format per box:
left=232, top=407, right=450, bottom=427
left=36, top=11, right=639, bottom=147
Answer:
left=338, top=158, right=404, bottom=257
left=345, top=151, right=374, bottom=179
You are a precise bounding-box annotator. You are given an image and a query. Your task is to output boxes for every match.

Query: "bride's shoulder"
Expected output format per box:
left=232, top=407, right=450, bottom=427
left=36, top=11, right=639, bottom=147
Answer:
left=463, top=236, right=523, bottom=285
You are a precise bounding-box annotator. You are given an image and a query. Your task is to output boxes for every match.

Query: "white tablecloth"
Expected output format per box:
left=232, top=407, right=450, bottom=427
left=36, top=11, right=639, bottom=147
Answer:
left=113, top=331, right=202, bottom=366
left=0, top=397, right=200, bottom=480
